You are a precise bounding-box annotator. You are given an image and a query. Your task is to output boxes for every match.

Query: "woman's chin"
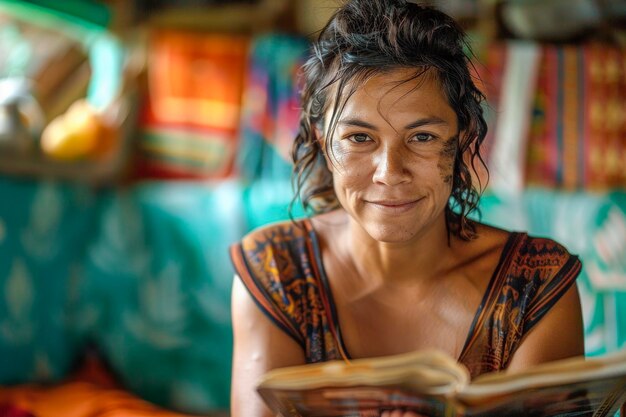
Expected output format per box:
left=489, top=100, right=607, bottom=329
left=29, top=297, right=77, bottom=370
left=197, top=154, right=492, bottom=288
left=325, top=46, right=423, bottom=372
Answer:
left=364, top=225, right=419, bottom=244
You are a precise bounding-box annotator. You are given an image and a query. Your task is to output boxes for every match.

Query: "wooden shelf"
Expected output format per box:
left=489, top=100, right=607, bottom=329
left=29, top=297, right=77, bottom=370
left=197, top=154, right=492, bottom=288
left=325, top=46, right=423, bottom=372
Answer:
left=147, top=0, right=290, bottom=33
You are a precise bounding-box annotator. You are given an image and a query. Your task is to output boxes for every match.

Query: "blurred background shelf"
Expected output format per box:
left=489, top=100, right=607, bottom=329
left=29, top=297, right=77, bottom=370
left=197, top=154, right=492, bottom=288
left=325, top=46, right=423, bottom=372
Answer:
left=0, top=95, right=139, bottom=185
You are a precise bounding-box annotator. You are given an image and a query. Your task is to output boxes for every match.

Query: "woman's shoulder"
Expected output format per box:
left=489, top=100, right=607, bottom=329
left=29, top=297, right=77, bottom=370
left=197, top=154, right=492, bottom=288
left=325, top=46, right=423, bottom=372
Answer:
left=471, top=223, right=512, bottom=251
left=473, top=223, right=582, bottom=289
left=457, top=223, right=511, bottom=265
left=472, top=222, right=577, bottom=260
left=237, top=211, right=347, bottom=250
left=231, top=218, right=313, bottom=294
left=517, top=232, right=577, bottom=259
left=511, top=232, right=582, bottom=286
left=462, top=223, right=580, bottom=287
left=236, top=218, right=312, bottom=249
left=453, top=223, right=512, bottom=287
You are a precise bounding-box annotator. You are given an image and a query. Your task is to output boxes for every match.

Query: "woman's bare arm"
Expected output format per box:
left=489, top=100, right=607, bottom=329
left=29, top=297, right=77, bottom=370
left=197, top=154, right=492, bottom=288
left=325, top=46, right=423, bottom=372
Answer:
left=506, top=284, right=584, bottom=371
left=231, top=275, right=306, bottom=417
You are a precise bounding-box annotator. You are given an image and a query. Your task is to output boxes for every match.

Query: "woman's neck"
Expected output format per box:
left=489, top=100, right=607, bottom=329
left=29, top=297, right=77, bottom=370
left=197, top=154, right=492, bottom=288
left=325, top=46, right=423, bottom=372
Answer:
left=341, top=210, right=454, bottom=288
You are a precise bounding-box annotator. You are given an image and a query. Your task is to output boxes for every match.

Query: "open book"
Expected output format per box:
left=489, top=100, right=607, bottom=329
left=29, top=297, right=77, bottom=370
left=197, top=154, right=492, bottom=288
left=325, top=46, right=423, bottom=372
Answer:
left=257, top=349, right=626, bottom=417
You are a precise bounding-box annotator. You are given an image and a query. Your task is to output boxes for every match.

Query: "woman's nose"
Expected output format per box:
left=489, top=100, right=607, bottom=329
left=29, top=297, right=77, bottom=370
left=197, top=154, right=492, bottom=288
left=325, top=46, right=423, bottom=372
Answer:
left=372, top=145, right=411, bottom=186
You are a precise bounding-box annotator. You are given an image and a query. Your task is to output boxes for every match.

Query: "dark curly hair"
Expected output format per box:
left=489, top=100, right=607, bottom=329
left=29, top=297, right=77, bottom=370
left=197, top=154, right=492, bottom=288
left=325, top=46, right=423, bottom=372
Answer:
left=291, top=0, right=488, bottom=240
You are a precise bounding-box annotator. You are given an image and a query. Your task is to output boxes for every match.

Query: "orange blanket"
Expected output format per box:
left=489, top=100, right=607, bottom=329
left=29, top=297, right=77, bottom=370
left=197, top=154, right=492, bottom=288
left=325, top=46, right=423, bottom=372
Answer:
left=0, top=353, right=227, bottom=417
left=0, top=382, right=210, bottom=417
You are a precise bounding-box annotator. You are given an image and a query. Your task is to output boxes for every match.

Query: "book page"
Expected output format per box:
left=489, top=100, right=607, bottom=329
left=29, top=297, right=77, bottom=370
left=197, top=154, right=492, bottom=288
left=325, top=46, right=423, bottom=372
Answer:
left=459, top=376, right=626, bottom=417
left=257, top=350, right=468, bottom=417
left=258, top=384, right=456, bottom=417
left=457, top=350, right=626, bottom=417
left=461, top=349, right=626, bottom=398
left=258, top=349, right=469, bottom=391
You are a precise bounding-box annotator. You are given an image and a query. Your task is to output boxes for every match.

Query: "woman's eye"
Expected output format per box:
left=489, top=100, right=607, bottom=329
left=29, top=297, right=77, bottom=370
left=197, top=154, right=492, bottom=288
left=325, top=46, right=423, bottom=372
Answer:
left=411, top=133, right=435, bottom=142
left=348, top=133, right=371, bottom=143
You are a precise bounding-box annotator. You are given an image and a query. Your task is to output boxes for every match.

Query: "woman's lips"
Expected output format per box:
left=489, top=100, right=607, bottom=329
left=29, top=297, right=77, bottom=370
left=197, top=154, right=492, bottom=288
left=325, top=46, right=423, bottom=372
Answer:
left=366, top=199, right=421, bottom=213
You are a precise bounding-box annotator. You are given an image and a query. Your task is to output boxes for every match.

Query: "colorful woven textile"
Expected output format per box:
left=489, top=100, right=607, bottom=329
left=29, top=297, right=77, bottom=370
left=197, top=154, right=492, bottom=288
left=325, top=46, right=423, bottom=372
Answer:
left=525, top=44, right=626, bottom=190
left=480, top=42, right=626, bottom=191
left=136, top=31, right=249, bottom=179
left=236, top=34, right=309, bottom=183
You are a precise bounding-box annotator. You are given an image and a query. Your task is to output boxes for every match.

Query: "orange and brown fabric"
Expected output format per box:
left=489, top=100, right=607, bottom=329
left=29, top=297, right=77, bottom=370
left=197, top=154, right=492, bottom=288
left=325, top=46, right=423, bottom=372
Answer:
left=0, top=352, right=226, bottom=417
left=0, top=382, right=199, bottom=417
left=136, top=30, right=249, bottom=180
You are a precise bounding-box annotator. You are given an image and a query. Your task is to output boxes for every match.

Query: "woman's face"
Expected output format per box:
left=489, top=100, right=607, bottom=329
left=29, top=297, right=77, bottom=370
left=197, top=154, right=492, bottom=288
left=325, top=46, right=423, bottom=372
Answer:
left=323, top=68, right=459, bottom=243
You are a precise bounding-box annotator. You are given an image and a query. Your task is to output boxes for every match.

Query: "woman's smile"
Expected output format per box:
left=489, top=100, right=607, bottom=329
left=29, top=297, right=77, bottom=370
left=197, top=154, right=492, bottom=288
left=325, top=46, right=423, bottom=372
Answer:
left=365, top=198, right=423, bottom=214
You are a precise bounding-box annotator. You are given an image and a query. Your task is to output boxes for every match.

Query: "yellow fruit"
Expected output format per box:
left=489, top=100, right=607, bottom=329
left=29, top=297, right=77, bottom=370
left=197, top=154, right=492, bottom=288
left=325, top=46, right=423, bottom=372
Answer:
left=41, top=99, right=102, bottom=160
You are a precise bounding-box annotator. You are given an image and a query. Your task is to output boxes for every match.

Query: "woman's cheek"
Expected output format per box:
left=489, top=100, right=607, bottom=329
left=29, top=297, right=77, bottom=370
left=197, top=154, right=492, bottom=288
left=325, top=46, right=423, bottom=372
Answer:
left=332, top=151, right=372, bottom=187
left=333, top=166, right=366, bottom=198
left=437, top=137, right=457, bottom=184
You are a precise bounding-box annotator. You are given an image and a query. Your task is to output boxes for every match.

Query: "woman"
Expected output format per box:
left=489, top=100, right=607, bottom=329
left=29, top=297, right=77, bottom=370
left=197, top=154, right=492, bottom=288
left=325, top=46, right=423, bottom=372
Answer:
left=230, top=1, right=584, bottom=416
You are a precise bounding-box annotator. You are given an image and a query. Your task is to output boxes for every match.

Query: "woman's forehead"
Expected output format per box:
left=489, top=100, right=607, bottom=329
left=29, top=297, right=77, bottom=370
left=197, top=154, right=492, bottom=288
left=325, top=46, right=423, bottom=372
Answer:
left=331, top=68, right=456, bottom=126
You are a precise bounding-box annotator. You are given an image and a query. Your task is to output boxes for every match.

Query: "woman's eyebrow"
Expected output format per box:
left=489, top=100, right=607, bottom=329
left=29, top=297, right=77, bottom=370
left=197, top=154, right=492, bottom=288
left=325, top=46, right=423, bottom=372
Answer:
left=338, top=117, right=449, bottom=131
left=404, top=117, right=449, bottom=130
left=337, top=118, right=377, bottom=130
left=338, top=116, right=448, bottom=130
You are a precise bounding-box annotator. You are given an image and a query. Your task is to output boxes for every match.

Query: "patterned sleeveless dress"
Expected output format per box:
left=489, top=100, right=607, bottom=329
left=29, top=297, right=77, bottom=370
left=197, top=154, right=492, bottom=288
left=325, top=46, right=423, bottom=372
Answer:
left=230, top=218, right=582, bottom=378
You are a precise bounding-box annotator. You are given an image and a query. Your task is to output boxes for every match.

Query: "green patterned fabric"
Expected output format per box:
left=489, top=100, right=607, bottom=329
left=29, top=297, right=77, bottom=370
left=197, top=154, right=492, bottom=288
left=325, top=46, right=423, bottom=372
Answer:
left=0, top=178, right=98, bottom=383
left=82, top=181, right=245, bottom=412
left=0, top=179, right=247, bottom=413
left=0, top=176, right=304, bottom=413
